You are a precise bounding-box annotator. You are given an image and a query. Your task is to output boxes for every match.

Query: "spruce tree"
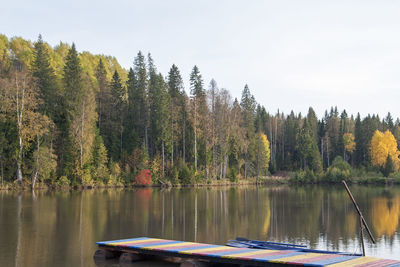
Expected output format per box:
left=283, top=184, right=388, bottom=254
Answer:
left=240, top=84, right=256, bottom=179
left=63, top=43, right=84, bottom=122
left=167, top=64, right=184, bottom=167
left=133, top=51, right=148, bottom=152
left=32, top=34, right=58, bottom=118
left=95, top=58, right=109, bottom=135
left=189, top=65, right=206, bottom=171
left=124, top=68, right=138, bottom=152
left=354, top=113, right=363, bottom=166
left=110, top=70, right=125, bottom=159
left=62, top=43, right=84, bottom=182
left=383, top=154, right=394, bottom=177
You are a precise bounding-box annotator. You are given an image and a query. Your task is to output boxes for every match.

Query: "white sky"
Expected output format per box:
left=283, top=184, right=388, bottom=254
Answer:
left=1, top=0, right=400, bottom=119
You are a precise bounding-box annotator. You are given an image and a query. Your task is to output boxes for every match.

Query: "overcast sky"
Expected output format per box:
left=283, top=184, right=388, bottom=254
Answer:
left=2, top=0, right=400, bottom=119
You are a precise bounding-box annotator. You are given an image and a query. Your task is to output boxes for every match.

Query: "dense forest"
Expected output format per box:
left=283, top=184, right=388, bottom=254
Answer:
left=1, top=34, right=400, bottom=188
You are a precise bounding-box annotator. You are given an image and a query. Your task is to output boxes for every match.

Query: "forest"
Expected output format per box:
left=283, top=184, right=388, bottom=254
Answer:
left=1, top=34, right=400, bottom=188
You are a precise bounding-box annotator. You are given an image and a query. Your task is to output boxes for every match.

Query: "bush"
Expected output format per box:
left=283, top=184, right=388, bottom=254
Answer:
left=178, top=161, right=193, bottom=185
left=229, top=167, right=238, bottom=182
left=290, top=169, right=319, bottom=183
left=135, top=169, right=152, bottom=186
left=324, top=156, right=352, bottom=182
left=56, top=176, right=70, bottom=187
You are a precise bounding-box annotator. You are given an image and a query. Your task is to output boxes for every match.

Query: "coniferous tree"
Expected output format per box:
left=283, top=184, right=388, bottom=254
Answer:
left=110, top=70, right=125, bottom=159
left=189, top=65, right=206, bottom=171
left=133, top=52, right=148, bottom=152
left=32, top=34, right=59, bottom=118
left=62, top=43, right=86, bottom=183
left=124, top=67, right=138, bottom=152
left=95, top=58, right=109, bottom=135
left=240, top=84, right=256, bottom=179
left=354, top=113, right=363, bottom=166
left=167, top=64, right=184, bottom=167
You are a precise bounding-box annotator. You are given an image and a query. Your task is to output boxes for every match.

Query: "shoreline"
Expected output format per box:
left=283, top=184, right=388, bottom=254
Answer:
left=1, top=175, right=400, bottom=192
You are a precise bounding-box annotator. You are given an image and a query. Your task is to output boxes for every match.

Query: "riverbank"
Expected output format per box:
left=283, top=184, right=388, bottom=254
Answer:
left=2, top=174, right=400, bottom=191
left=0, top=176, right=289, bottom=191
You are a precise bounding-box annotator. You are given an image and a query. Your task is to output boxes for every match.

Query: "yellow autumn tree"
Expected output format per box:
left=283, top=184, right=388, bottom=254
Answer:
left=370, top=130, right=400, bottom=171
left=343, top=133, right=356, bottom=154
left=343, top=132, right=356, bottom=162
left=256, top=133, right=271, bottom=179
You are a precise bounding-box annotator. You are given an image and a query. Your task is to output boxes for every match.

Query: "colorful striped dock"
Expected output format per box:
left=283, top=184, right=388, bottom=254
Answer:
left=96, top=237, right=400, bottom=266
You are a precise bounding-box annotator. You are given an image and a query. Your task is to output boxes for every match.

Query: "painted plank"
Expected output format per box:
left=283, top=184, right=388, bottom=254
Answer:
left=97, top=237, right=400, bottom=267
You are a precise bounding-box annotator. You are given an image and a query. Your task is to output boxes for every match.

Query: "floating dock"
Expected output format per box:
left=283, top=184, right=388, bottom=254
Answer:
left=95, top=237, right=400, bottom=266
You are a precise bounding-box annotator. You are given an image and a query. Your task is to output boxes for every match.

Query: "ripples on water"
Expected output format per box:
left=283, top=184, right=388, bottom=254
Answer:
left=0, top=185, right=399, bottom=266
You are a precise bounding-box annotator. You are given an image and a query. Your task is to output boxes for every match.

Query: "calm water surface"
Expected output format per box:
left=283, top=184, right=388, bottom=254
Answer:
left=1, top=185, right=400, bottom=266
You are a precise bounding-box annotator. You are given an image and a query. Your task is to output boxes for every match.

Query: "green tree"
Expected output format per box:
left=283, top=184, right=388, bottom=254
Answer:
left=189, top=65, right=206, bottom=171
left=32, top=34, right=59, bottom=118
left=383, top=154, right=394, bottom=177
left=240, top=84, right=256, bottom=179
left=95, top=58, right=109, bottom=135
left=299, top=119, right=323, bottom=173
left=167, top=64, right=185, bottom=169
left=110, top=70, right=125, bottom=159
left=91, top=132, right=109, bottom=183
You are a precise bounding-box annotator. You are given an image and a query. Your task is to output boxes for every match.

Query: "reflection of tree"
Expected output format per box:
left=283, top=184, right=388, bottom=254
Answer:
left=261, top=193, right=270, bottom=237
left=344, top=213, right=357, bottom=237
left=372, top=196, right=400, bottom=237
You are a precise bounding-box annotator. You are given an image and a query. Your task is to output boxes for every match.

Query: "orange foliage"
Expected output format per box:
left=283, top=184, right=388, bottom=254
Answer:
left=135, top=169, right=152, bottom=185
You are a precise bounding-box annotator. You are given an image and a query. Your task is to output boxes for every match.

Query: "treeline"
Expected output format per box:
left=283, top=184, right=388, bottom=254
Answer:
left=0, top=34, right=400, bottom=188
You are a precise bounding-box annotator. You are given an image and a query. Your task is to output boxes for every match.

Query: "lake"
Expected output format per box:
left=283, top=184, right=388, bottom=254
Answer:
left=1, top=184, right=399, bottom=266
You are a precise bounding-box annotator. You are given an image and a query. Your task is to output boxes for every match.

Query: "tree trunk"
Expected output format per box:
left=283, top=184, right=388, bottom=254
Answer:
left=80, top=102, right=85, bottom=169
left=257, top=142, right=260, bottom=182
left=98, top=97, right=102, bottom=134
left=16, top=75, right=24, bottom=183
left=244, top=153, right=247, bottom=180
left=32, top=134, right=40, bottom=190
left=171, top=117, right=174, bottom=167
left=145, top=126, right=148, bottom=155
left=183, top=116, right=185, bottom=162
left=0, top=153, right=3, bottom=187
left=223, top=155, right=227, bottom=179
left=17, top=136, right=23, bottom=183
left=120, top=116, right=123, bottom=155
left=162, top=141, right=165, bottom=177
left=327, top=140, right=330, bottom=166
left=194, top=128, right=197, bottom=171
left=194, top=99, right=197, bottom=171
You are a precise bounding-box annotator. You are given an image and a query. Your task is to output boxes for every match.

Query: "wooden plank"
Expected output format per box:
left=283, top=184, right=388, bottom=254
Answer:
left=96, top=237, right=400, bottom=267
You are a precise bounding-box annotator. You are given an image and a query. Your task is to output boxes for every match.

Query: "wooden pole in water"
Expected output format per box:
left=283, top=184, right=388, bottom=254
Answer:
left=342, top=181, right=375, bottom=244
left=359, top=215, right=365, bottom=256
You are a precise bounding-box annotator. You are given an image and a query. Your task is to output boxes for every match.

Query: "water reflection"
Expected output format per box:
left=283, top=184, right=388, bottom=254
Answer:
left=0, top=185, right=399, bottom=266
left=372, top=196, right=400, bottom=237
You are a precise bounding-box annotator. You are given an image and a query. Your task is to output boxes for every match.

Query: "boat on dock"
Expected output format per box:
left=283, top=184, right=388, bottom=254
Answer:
left=94, top=237, right=400, bottom=266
